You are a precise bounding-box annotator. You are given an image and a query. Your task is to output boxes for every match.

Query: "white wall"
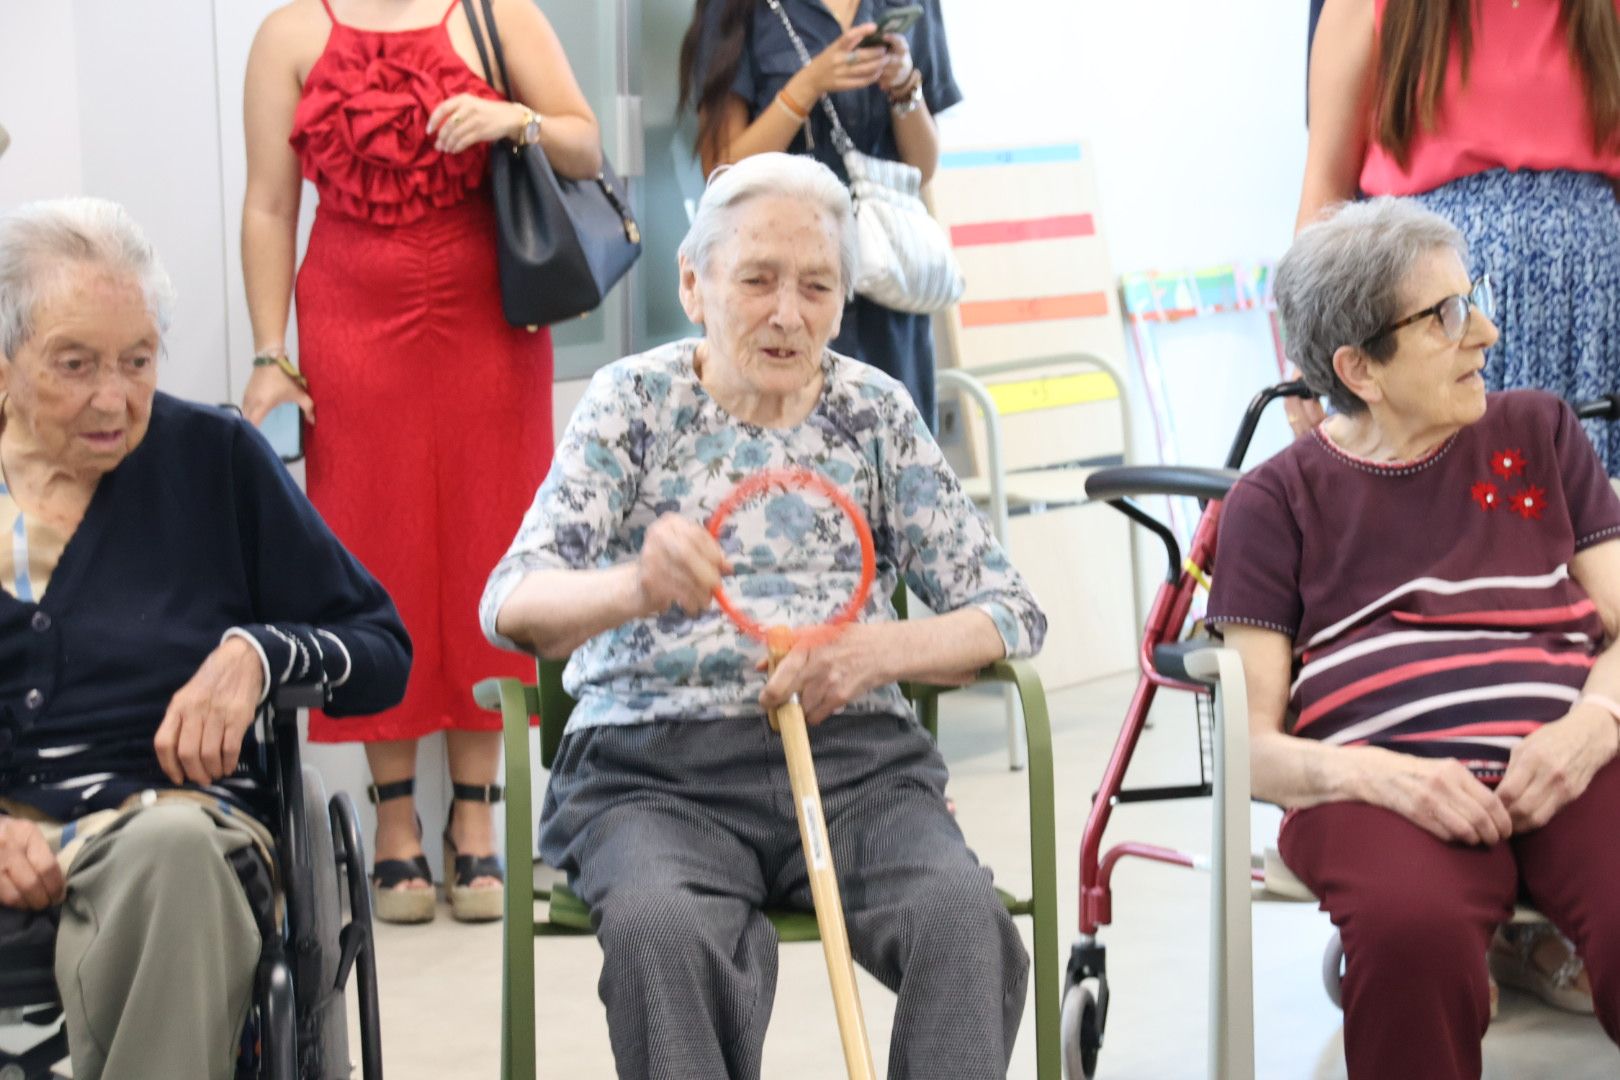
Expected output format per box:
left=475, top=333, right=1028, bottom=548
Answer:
left=0, top=4, right=84, bottom=207
left=937, top=0, right=1310, bottom=276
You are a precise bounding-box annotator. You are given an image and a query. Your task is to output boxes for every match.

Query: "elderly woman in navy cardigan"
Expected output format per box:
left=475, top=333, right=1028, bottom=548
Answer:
left=0, top=197, right=409, bottom=1080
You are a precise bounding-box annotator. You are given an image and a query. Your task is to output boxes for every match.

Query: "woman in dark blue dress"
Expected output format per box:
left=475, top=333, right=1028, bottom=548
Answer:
left=679, top=0, right=961, bottom=430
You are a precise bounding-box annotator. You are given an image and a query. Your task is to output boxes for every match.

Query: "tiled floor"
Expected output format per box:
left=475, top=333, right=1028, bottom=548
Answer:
left=351, top=671, right=1620, bottom=1079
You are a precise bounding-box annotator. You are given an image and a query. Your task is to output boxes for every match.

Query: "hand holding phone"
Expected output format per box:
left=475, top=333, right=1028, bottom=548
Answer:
left=858, top=4, right=923, bottom=48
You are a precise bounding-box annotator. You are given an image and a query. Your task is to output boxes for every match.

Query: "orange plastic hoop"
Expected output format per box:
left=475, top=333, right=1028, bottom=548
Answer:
left=706, top=467, right=877, bottom=650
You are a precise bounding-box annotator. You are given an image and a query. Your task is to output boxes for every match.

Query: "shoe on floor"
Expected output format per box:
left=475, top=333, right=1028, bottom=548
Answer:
left=1488, top=923, right=1594, bottom=1015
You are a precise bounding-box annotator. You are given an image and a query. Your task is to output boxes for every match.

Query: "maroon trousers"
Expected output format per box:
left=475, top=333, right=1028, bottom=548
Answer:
left=1279, top=760, right=1620, bottom=1080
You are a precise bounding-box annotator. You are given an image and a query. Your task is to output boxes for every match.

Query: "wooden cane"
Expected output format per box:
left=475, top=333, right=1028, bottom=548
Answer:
left=768, top=635, right=877, bottom=1080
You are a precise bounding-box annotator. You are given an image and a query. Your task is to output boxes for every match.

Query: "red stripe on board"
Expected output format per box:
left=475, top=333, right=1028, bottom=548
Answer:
left=1389, top=720, right=1543, bottom=742
left=951, top=214, right=1096, bottom=247
left=1294, top=646, right=1594, bottom=731
left=1389, top=599, right=1597, bottom=628
left=959, top=292, right=1110, bottom=328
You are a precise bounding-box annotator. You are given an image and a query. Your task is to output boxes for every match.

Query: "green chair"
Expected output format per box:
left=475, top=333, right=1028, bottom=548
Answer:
left=473, top=637, right=1060, bottom=1079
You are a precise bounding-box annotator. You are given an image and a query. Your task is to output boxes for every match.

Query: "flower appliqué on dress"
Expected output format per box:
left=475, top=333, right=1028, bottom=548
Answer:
left=1508, top=485, right=1547, bottom=521
left=1491, top=448, right=1527, bottom=479
left=1470, top=481, right=1499, bottom=511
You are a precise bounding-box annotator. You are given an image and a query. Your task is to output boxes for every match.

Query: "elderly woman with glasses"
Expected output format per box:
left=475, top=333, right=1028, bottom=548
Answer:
left=1208, top=197, right=1620, bottom=1080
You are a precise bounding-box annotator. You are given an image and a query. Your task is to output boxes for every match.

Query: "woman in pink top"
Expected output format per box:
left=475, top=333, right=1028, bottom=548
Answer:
left=1298, top=0, right=1620, bottom=478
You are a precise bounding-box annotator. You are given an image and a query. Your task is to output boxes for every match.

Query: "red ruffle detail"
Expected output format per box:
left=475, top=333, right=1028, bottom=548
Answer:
left=290, top=27, right=499, bottom=227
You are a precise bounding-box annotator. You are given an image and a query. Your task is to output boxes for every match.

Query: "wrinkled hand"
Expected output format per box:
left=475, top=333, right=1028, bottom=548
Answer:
left=154, top=637, right=265, bottom=786
left=1497, top=705, right=1619, bottom=831
left=758, top=623, right=896, bottom=726
left=242, top=363, right=314, bottom=427
left=1374, top=753, right=1513, bottom=846
left=797, top=25, right=889, bottom=99
left=879, top=32, right=914, bottom=93
left=637, top=514, right=732, bottom=617
left=1283, top=365, right=1325, bottom=439
left=427, top=94, right=525, bottom=155
left=0, top=817, right=65, bottom=910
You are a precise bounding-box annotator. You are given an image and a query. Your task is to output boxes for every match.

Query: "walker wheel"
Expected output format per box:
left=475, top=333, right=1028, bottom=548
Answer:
left=1061, top=982, right=1102, bottom=1079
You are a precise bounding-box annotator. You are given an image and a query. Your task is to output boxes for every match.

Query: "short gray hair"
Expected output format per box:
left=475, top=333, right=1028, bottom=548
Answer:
left=0, top=197, right=175, bottom=359
left=677, top=152, right=859, bottom=298
left=1275, top=197, right=1468, bottom=414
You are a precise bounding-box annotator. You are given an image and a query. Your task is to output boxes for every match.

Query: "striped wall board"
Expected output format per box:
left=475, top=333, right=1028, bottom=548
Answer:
left=927, top=140, right=1129, bottom=474
left=925, top=142, right=1137, bottom=687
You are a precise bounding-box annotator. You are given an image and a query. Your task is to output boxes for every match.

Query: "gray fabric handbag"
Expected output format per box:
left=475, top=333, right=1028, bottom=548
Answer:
left=766, top=0, right=965, bottom=315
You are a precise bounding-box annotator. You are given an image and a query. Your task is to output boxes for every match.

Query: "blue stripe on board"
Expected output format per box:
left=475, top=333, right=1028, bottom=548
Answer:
left=938, top=145, right=1083, bottom=170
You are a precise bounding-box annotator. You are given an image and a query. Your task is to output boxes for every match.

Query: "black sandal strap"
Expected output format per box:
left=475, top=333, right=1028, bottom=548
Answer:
left=451, top=782, right=504, bottom=804
left=366, top=778, right=416, bottom=805
left=451, top=852, right=505, bottom=887
left=371, top=855, right=433, bottom=888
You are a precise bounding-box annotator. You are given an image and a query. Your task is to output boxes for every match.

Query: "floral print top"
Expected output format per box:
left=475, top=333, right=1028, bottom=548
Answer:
left=480, top=339, right=1047, bottom=732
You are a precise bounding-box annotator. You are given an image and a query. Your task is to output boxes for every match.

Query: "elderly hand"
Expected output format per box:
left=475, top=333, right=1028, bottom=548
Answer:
left=153, top=637, right=265, bottom=787
left=242, top=362, right=315, bottom=427
left=794, top=25, right=889, bottom=101
left=1497, top=703, right=1620, bottom=831
left=758, top=623, right=917, bottom=726
left=637, top=514, right=732, bottom=617
left=427, top=94, right=526, bottom=155
left=0, top=817, right=65, bottom=910
left=1372, top=753, right=1514, bottom=846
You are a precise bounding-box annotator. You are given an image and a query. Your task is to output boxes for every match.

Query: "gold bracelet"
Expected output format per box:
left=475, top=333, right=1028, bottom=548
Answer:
left=252, top=352, right=309, bottom=390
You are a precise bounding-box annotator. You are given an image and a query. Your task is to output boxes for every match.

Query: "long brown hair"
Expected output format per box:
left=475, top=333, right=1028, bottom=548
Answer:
left=1374, top=0, right=1620, bottom=167
left=678, top=0, right=757, bottom=168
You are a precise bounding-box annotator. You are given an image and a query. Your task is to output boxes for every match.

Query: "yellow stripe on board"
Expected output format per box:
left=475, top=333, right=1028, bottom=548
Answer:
left=984, top=371, right=1118, bottom=416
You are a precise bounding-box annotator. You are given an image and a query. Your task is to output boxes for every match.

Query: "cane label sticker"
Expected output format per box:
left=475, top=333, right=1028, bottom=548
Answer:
left=802, top=796, right=829, bottom=870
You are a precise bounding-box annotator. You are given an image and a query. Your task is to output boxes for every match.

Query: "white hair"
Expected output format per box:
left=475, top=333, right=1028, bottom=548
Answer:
left=677, top=152, right=859, bottom=298
left=0, top=197, right=175, bottom=359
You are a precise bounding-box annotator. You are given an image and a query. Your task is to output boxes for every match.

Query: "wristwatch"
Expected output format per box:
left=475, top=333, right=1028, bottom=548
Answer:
left=517, top=105, right=543, bottom=146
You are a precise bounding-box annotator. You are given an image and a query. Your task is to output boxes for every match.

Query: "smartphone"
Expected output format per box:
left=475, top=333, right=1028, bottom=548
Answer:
left=261, top=401, right=305, bottom=464
left=859, top=4, right=923, bottom=48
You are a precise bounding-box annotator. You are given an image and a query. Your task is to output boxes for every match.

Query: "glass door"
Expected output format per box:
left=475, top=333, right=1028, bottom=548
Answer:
left=540, top=0, right=701, bottom=377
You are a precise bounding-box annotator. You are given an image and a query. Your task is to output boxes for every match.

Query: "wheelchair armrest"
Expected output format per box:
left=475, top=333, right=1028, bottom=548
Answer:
left=1084, top=464, right=1241, bottom=504
left=273, top=683, right=328, bottom=712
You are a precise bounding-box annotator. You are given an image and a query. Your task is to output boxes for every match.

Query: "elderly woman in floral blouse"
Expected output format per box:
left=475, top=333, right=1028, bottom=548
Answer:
left=480, top=153, right=1046, bottom=1080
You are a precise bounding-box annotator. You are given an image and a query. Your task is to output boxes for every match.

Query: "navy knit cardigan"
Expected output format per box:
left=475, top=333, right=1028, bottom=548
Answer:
left=0, top=393, right=411, bottom=822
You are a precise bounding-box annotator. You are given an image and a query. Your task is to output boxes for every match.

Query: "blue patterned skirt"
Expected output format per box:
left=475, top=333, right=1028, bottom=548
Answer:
left=1413, top=169, right=1620, bottom=473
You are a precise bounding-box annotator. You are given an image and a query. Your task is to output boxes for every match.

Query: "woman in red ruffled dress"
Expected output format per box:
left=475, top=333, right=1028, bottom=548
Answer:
left=239, top=0, right=601, bottom=924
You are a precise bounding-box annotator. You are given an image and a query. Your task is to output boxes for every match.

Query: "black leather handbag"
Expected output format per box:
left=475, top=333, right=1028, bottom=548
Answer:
left=461, top=0, right=641, bottom=329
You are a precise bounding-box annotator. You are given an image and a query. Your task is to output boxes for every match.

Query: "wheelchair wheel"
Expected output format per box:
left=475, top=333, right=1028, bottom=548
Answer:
left=1061, top=982, right=1102, bottom=1080
left=300, top=766, right=351, bottom=1079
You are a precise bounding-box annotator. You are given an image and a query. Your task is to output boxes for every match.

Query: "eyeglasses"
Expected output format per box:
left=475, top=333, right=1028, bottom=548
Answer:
left=1361, top=274, right=1495, bottom=349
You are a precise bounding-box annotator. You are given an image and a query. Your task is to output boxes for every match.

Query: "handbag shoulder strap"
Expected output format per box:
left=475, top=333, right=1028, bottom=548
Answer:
left=763, top=0, right=855, bottom=156
left=459, top=0, right=498, bottom=93
left=460, top=0, right=514, bottom=102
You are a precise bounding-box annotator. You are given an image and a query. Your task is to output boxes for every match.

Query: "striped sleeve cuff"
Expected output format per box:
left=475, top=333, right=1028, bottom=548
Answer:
left=226, top=624, right=352, bottom=700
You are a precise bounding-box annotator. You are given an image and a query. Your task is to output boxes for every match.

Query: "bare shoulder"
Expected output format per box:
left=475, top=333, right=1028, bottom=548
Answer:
left=251, top=0, right=331, bottom=71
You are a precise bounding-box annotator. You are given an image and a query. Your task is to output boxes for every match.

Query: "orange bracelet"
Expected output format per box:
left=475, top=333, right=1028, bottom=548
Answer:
left=776, top=86, right=810, bottom=121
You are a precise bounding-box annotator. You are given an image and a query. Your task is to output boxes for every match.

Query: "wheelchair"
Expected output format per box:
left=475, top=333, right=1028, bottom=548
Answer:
left=0, top=685, right=383, bottom=1080
left=1061, top=382, right=1620, bottom=1080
